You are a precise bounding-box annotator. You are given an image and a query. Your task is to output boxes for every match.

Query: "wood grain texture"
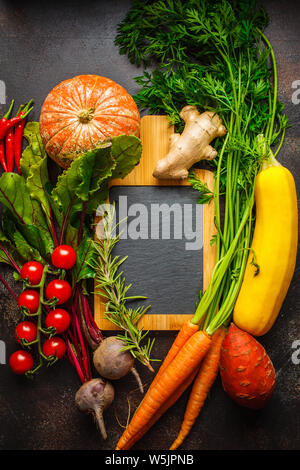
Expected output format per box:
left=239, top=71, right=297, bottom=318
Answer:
left=94, top=115, right=216, bottom=330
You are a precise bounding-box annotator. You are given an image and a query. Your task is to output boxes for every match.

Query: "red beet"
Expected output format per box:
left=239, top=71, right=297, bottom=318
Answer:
left=219, top=323, right=276, bottom=410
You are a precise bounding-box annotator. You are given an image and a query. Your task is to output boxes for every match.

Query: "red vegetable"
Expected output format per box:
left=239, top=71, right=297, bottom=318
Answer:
left=219, top=323, right=276, bottom=410
left=0, top=102, right=32, bottom=142
left=51, top=245, right=76, bottom=270
left=0, top=99, right=14, bottom=139
left=14, top=100, right=33, bottom=175
left=15, top=321, right=37, bottom=344
left=0, top=140, right=7, bottom=171
left=45, top=308, right=71, bottom=334
left=18, top=290, right=40, bottom=314
left=5, top=127, right=14, bottom=172
left=20, top=261, right=44, bottom=286
left=42, top=336, right=66, bottom=359
left=0, top=101, right=14, bottom=172
left=9, top=350, right=34, bottom=374
left=45, top=279, right=72, bottom=305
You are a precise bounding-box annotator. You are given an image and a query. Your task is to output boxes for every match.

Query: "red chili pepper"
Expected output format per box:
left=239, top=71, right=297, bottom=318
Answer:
left=0, top=140, right=7, bottom=172
left=0, top=100, right=14, bottom=172
left=5, top=127, right=14, bottom=172
left=0, top=101, right=33, bottom=142
left=14, top=100, right=33, bottom=175
left=0, top=99, right=14, bottom=139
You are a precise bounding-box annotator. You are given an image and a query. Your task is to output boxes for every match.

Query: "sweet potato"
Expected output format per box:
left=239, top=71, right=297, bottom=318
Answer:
left=219, top=323, right=276, bottom=409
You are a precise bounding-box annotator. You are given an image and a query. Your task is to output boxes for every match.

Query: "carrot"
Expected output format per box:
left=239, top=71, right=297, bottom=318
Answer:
left=122, top=322, right=200, bottom=450
left=169, top=326, right=226, bottom=450
left=116, top=330, right=211, bottom=450
left=152, top=321, right=199, bottom=386
left=122, top=369, right=199, bottom=450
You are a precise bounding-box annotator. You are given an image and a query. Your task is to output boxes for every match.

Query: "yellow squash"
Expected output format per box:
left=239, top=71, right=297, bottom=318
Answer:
left=233, top=159, right=298, bottom=336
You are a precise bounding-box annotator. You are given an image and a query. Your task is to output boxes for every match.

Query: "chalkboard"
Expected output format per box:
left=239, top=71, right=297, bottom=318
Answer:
left=109, top=185, right=203, bottom=313
left=94, top=116, right=216, bottom=330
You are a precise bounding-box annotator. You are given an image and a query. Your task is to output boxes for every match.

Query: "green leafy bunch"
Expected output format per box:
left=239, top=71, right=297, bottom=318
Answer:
left=115, top=0, right=287, bottom=190
left=115, top=0, right=288, bottom=333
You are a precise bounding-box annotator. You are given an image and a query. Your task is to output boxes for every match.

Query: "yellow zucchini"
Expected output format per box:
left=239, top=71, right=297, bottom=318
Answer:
left=233, top=160, right=298, bottom=336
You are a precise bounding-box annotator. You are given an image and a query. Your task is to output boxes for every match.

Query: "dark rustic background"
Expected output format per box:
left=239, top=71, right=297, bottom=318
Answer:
left=0, top=0, right=299, bottom=451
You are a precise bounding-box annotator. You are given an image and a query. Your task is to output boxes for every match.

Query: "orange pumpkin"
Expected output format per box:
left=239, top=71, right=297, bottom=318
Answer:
left=39, top=74, right=140, bottom=168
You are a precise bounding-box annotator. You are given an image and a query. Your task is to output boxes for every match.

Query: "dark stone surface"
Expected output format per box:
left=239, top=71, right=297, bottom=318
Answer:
left=0, top=0, right=299, bottom=451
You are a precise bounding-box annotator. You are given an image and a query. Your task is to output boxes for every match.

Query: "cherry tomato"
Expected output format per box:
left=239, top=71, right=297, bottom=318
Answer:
left=45, top=309, right=71, bottom=334
left=45, top=280, right=71, bottom=305
left=51, top=245, right=76, bottom=270
left=42, top=336, right=66, bottom=359
left=9, top=350, right=34, bottom=374
left=15, top=321, right=37, bottom=344
left=20, top=261, right=44, bottom=286
left=18, top=290, right=40, bottom=314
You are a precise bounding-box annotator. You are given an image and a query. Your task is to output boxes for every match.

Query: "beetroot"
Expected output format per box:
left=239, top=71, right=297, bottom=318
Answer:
left=219, top=323, right=276, bottom=410
left=93, top=336, right=144, bottom=393
left=75, top=378, right=114, bottom=440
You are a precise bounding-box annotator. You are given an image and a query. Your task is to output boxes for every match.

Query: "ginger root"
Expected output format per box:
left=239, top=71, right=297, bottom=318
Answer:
left=153, top=106, right=227, bottom=180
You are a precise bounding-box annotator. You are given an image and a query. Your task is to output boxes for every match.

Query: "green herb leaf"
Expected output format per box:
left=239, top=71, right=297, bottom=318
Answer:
left=51, top=144, right=115, bottom=225
left=21, top=122, right=47, bottom=176
left=21, top=122, right=52, bottom=226
left=0, top=173, right=54, bottom=261
left=0, top=173, right=34, bottom=225
left=111, top=135, right=142, bottom=179
left=73, top=238, right=97, bottom=285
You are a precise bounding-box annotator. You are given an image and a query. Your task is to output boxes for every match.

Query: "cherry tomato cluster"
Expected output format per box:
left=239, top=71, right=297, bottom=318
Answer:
left=9, top=245, right=76, bottom=376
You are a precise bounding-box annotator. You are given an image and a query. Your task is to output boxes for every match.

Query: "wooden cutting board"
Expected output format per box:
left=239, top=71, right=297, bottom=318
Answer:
left=94, top=115, right=216, bottom=330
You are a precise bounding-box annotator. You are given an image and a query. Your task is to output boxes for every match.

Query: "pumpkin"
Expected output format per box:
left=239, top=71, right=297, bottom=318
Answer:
left=39, top=74, right=140, bottom=168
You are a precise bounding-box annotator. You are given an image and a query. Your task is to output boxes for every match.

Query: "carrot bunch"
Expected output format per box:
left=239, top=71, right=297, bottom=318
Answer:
left=116, top=325, right=208, bottom=450
left=116, top=324, right=226, bottom=450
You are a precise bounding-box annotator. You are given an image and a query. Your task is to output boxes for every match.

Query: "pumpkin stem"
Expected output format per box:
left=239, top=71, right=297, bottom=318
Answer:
left=78, top=107, right=95, bottom=123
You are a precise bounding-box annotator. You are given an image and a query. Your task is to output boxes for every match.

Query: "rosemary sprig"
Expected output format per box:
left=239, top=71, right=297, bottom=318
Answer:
left=93, top=207, right=155, bottom=372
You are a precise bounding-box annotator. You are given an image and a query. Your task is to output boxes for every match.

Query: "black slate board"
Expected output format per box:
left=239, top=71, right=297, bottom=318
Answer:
left=108, top=185, right=203, bottom=315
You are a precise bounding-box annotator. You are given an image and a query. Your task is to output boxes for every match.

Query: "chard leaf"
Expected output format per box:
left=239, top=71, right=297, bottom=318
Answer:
left=111, top=135, right=142, bottom=179
left=72, top=237, right=96, bottom=285
left=13, top=229, right=44, bottom=263
left=0, top=227, right=23, bottom=266
left=51, top=144, right=116, bottom=226
left=20, top=223, right=53, bottom=261
left=21, top=122, right=47, bottom=178
left=52, top=136, right=142, bottom=224
left=1, top=214, right=43, bottom=263
left=0, top=173, right=54, bottom=261
left=0, top=173, right=34, bottom=225
left=76, top=143, right=114, bottom=201
left=21, top=122, right=52, bottom=226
